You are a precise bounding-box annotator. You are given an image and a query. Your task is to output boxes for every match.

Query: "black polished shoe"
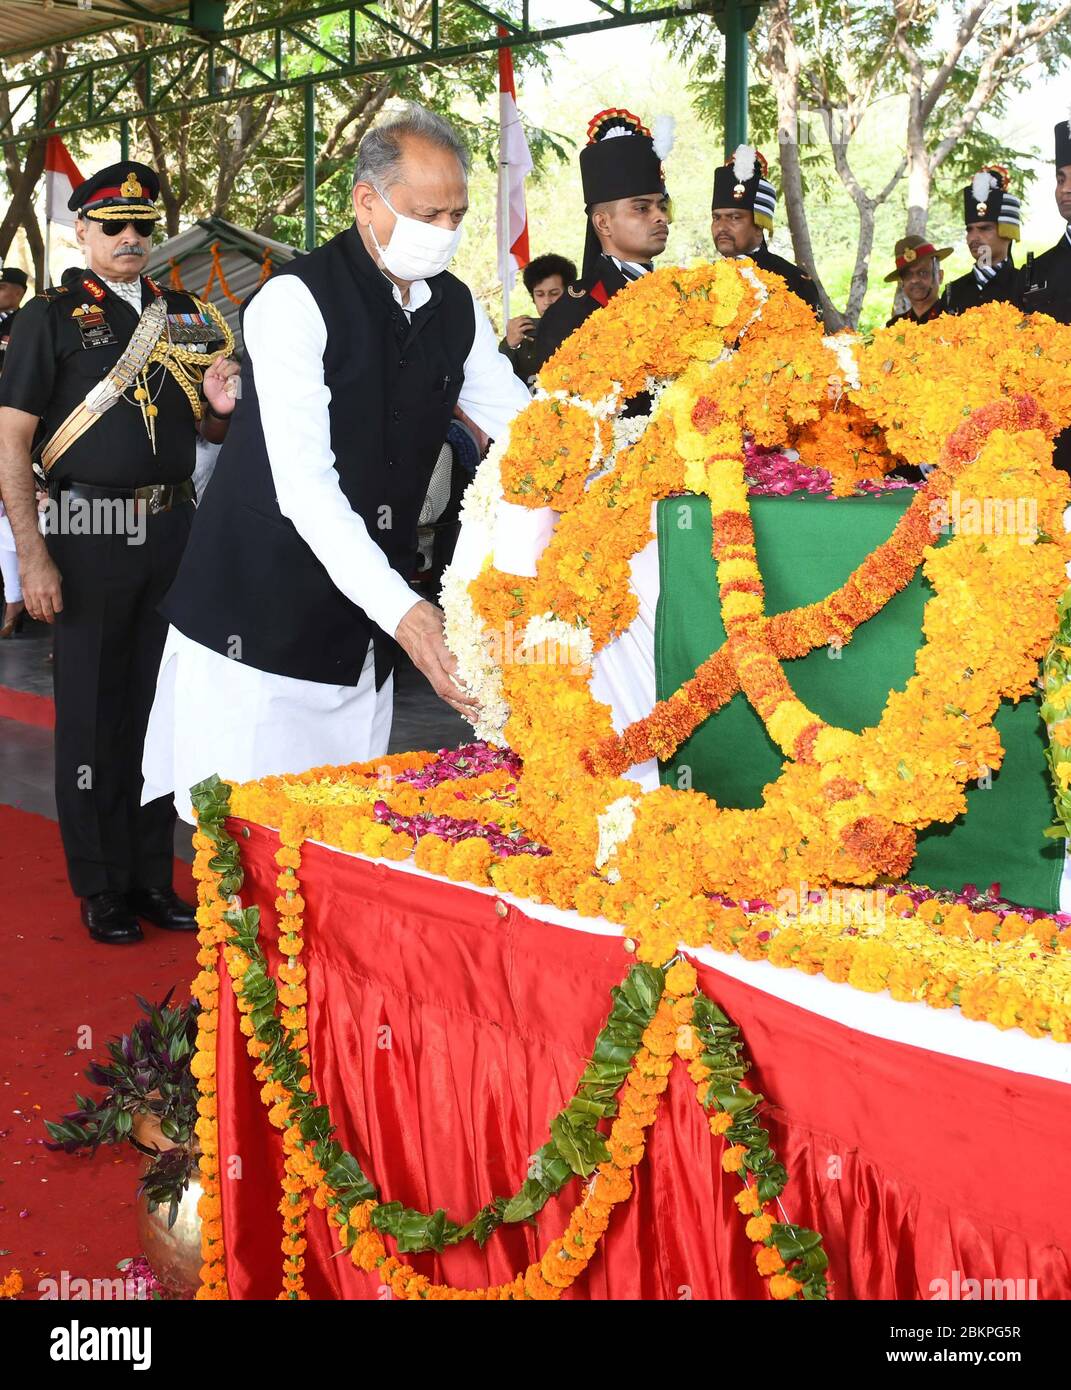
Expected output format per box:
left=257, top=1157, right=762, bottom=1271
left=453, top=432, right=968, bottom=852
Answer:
left=128, top=887, right=198, bottom=932
left=81, top=892, right=143, bottom=945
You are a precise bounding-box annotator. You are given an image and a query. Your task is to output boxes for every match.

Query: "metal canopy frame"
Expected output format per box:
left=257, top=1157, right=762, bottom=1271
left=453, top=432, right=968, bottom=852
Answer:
left=0, top=2, right=744, bottom=146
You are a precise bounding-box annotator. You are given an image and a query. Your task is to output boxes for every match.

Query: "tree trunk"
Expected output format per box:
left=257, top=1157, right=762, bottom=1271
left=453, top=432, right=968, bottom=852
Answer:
left=0, top=143, right=49, bottom=264
left=21, top=210, right=46, bottom=286
left=903, top=123, right=931, bottom=236
left=766, top=0, right=844, bottom=327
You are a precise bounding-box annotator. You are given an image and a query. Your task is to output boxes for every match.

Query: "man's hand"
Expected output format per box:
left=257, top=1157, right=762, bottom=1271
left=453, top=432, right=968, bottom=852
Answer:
left=505, top=315, right=536, bottom=349
left=394, top=600, right=479, bottom=719
left=203, top=355, right=241, bottom=417
left=21, top=548, right=63, bottom=623
left=453, top=405, right=491, bottom=460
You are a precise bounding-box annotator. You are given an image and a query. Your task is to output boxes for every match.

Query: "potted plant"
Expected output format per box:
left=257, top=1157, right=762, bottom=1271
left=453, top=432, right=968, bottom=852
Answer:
left=45, top=990, right=204, bottom=1296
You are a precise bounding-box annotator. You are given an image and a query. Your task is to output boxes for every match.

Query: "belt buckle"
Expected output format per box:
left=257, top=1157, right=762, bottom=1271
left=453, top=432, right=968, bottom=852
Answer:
left=147, top=484, right=168, bottom=515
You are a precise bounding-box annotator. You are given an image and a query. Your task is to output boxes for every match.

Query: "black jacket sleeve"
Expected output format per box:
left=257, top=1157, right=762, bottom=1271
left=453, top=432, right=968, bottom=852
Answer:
left=0, top=297, right=57, bottom=416
left=531, top=293, right=595, bottom=377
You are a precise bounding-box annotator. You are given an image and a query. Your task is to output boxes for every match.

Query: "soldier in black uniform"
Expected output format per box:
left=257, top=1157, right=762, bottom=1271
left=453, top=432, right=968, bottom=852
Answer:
left=0, top=162, right=239, bottom=944
left=711, top=147, right=821, bottom=317
left=532, top=109, right=672, bottom=379
left=1019, top=119, right=1071, bottom=474
left=884, top=235, right=952, bottom=327
left=943, top=167, right=1021, bottom=314
left=0, top=267, right=28, bottom=373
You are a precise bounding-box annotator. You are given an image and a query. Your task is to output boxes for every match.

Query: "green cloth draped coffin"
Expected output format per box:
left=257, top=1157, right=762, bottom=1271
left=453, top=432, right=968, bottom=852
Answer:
left=655, top=492, right=1063, bottom=911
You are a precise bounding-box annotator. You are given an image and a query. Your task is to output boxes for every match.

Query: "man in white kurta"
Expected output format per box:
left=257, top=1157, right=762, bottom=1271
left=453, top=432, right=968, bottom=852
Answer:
left=143, top=106, right=529, bottom=821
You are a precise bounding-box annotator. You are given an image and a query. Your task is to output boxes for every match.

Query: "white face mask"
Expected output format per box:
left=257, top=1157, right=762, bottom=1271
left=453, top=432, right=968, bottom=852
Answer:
left=368, top=186, right=464, bottom=282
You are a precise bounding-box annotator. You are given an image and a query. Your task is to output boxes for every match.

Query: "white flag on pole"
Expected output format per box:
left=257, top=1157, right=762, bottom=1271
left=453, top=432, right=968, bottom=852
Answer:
left=497, top=33, right=532, bottom=323
left=44, top=136, right=84, bottom=230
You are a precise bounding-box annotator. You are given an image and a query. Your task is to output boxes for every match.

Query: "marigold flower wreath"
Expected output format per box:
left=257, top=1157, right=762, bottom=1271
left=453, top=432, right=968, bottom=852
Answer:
left=443, top=263, right=1071, bottom=911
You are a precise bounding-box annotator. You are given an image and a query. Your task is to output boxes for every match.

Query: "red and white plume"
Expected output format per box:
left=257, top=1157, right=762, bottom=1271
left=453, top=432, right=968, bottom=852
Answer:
left=497, top=30, right=532, bottom=302
left=44, top=136, right=83, bottom=230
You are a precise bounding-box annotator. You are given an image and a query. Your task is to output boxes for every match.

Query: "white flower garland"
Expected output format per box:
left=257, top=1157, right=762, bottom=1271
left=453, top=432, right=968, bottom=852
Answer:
left=595, top=795, right=640, bottom=880
left=823, top=333, right=862, bottom=394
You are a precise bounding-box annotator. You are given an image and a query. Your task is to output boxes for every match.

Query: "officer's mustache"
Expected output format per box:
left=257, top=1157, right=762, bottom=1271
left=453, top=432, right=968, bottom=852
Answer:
left=112, top=244, right=146, bottom=257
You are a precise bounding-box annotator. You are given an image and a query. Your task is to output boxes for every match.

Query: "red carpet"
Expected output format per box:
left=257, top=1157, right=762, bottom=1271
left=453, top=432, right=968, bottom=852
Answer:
left=0, top=684, right=54, bottom=730
left=0, top=804, right=197, bottom=1297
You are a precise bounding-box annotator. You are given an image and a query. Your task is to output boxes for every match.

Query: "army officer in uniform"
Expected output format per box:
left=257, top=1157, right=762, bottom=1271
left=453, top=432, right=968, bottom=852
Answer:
left=0, top=266, right=29, bottom=372
left=1018, top=119, right=1071, bottom=476
left=532, top=109, right=673, bottom=378
left=0, top=162, right=239, bottom=944
left=711, top=147, right=821, bottom=316
left=943, top=167, right=1022, bottom=314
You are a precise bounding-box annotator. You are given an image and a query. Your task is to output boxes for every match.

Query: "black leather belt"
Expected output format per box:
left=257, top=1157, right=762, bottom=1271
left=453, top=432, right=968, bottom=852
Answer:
left=61, top=479, right=195, bottom=514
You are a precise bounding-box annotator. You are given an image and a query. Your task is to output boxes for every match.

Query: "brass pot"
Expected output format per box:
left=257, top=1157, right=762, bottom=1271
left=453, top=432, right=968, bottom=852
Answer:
left=134, top=1157, right=204, bottom=1301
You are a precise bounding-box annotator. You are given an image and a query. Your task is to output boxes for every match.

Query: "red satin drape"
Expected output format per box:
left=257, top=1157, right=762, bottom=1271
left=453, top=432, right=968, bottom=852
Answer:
left=216, top=820, right=1071, bottom=1300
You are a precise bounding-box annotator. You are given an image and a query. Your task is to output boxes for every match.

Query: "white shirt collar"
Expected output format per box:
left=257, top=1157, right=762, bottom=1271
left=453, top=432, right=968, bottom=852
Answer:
left=382, top=273, right=432, bottom=317
left=606, top=255, right=651, bottom=281
left=100, top=275, right=143, bottom=311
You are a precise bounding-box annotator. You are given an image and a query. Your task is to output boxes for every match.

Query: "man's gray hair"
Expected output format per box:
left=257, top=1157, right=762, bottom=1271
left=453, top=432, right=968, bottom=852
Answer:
left=353, top=103, right=471, bottom=192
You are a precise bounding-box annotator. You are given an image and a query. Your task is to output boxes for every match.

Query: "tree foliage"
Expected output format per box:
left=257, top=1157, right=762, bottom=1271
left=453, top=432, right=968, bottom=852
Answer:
left=665, top=0, right=1071, bottom=328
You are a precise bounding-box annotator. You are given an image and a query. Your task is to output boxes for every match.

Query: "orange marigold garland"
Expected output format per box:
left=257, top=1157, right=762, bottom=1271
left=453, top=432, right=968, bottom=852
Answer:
left=190, top=792, right=234, bottom=1301
left=191, top=783, right=830, bottom=1299
left=668, top=959, right=828, bottom=1299
left=442, top=261, right=1071, bottom=904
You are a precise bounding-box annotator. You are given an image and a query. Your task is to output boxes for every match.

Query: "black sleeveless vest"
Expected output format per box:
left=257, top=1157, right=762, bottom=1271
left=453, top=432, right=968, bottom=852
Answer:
left=161, top=226, right=475, bottom=686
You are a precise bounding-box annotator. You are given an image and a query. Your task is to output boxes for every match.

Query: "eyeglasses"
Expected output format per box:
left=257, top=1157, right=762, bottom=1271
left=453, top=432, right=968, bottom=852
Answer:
left=97, top=219, right=157, bottom=238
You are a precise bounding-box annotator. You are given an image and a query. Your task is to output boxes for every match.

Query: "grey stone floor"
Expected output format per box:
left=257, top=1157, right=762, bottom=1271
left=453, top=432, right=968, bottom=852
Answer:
left=0, top=625, right=471, bottom=863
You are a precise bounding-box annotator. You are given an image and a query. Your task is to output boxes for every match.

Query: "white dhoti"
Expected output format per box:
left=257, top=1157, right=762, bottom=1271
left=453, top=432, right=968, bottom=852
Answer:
left=0, top=508, right=21, bottom=603
left=142, top=625, right=394, bottom=823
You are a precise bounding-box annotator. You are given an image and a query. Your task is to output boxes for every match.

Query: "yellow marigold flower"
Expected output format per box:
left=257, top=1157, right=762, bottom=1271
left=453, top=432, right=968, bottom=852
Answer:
left=665, top=959, right=698, bottom=997
left=756, top=1246, right=785, bottom=1276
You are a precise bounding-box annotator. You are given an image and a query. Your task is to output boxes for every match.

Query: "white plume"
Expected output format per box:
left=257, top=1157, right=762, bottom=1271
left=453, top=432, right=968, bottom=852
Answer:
left=732, top=144, right=757, bottom=183
left=600, top=127, right=631, bottom=140
left=972, top=170, right=995, bottom=204
left=652, top=114, right=676, bottom=161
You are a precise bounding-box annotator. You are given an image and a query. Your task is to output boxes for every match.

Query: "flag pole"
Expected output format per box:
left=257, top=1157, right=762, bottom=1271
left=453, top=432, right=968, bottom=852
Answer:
left=499, top=147, right=510, bottom=335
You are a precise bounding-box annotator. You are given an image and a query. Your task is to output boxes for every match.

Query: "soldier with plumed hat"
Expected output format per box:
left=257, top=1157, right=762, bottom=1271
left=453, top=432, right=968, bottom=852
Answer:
left=0, top=161, right=240, bottom=944
left=532, top=109, right=673, bottom=378
left=943, top=166, right=1021, bottom=314
left=710, top=146, right=821, bottom=315
left=1019, top=115, right=1071, bottom=325
left=1019, top=115, right=1071, bottom=474
left=884, top=234, right=952, bottom=327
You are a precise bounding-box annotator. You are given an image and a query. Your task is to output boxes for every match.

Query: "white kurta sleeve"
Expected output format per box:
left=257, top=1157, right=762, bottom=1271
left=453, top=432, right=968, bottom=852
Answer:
left=242, top=275, right=421, bottom=639
left=456, top=289, right=532, bottom=441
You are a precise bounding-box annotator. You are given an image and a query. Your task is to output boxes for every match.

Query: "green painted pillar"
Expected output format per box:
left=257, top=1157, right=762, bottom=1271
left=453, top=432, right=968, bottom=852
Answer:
left=304, top=84, right=316, bottom=251
left=716, top=2, right=761, bottom=157
left=120, top=118, right=130, bottom=163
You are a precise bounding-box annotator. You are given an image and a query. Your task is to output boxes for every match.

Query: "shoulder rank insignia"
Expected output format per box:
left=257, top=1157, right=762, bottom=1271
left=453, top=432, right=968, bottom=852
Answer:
left=82, top=277, right=105, bottom=303
left=567, top=283, right=587, bottom=299
left=38, top=286, right=68, bottom=300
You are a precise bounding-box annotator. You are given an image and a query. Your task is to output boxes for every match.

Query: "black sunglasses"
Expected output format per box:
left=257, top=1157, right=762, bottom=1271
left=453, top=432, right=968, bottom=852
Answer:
left=98, top=219, right=156, bottom=238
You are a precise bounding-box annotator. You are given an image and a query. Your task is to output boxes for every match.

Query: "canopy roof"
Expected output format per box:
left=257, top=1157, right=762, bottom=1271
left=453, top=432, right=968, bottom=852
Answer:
left=0, top=1, right=187, bottom=60
left=144, top=215, right=300, bottom=351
